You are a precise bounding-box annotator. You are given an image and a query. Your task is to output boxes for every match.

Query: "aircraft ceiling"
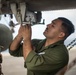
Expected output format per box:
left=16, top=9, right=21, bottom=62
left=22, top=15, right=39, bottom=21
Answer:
left=1, top=0, right=76, bottom=11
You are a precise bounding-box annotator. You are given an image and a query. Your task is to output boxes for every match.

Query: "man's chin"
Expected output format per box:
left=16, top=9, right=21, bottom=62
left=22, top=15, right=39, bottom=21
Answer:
left=43, top=32, right=47, bottom=37
left=43, top=31, right=45, bottom=35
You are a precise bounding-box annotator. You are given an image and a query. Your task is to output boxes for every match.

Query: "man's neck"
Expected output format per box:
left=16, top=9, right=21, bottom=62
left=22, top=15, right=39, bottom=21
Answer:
left=44, top=38, right=61, bottom=47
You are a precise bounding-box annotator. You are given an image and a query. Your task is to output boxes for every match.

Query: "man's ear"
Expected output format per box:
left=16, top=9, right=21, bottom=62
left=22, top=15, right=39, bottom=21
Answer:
left=59, top=32, right=65, bottom=38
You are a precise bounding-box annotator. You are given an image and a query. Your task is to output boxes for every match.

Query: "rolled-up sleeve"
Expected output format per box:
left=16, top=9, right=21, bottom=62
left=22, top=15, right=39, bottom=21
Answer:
left=24, top=50, right=44, bottom=70
left=9, top=43, right=23, bottom=57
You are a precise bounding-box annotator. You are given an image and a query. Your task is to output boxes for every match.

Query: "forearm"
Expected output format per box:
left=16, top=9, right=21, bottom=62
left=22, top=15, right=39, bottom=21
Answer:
left=23, top=40, right=33, bottom=60
left=9, top=34, right=23, bottom=51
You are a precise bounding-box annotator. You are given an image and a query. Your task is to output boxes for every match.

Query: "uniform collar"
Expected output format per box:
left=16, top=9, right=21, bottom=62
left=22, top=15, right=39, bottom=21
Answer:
left=37, top=39, right=64, bottom=52
left=41, top=39, right=64, bottom=50
left=48, top=40, right=64, bottom=48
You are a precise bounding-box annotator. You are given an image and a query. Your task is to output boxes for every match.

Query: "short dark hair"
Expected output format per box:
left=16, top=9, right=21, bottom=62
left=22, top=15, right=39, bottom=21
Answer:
left=58, top=17, right=75, bottom=39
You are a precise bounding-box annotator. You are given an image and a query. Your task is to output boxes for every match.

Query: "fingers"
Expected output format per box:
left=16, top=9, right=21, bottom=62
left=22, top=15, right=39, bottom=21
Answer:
left=19, top=24, right=31, bottom=34
left=24, top=24, right=31, bottom=32
left=24, top=24, right=31, bottom=30
left=20, top=24, right=31, bottom=28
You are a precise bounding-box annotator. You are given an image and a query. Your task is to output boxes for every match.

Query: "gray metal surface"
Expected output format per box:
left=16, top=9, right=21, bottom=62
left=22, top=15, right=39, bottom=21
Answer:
left=1, top=0, right=76, bottom=14
left=0, top=24, right=13, bottom=52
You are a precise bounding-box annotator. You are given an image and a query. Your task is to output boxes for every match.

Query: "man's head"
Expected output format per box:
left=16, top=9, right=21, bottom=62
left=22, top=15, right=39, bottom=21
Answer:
left=43, top=17, right=75, bottom=40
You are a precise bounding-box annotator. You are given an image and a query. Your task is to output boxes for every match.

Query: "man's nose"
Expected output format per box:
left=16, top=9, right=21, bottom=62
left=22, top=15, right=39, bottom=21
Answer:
left=47, top=24, right=51, bottom=27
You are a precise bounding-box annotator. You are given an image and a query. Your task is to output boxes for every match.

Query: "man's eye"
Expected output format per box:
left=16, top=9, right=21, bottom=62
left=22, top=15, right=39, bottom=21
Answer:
left=52, top=25, right=55, bottom=27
